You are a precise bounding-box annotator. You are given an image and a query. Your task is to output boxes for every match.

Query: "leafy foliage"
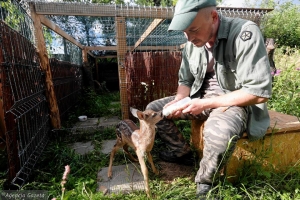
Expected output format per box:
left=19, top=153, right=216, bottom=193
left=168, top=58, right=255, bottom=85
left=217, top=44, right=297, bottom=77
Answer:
left=261, top=1, right=300, bottom=48
left=0, top=0, right=24, bottom=30
left=267, top=47, right=300, bottom=118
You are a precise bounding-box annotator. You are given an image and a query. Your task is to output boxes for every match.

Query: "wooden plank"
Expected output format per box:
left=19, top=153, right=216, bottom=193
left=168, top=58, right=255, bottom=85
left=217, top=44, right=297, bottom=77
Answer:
left=179, top=43, right=186, bottom=49
left=86, top=45, right=179, bottom=51
left=39, top=15, right=83, bottom=49
left=95, top=55, right=118, bottom=59
left=191, top=110, right=300, bottom=182
left=87, top=51, right=95, bottom=58
left=34, top=2, right=175, bottom=18
left=131, top=18, right=164, bottom=51
left=30, top=3, right=61, bottom=129
left=82, top=46, right=88, bottom=63
left=134, top=45, right=180, bottom=51
left=86, top=46, right=117, bottom=51
left=115, top=17, right=128, bottom=119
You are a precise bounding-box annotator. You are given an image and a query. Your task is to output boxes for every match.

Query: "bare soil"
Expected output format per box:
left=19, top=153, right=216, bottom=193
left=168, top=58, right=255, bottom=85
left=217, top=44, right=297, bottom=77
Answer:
left=157, top=161, right=196, bottom=182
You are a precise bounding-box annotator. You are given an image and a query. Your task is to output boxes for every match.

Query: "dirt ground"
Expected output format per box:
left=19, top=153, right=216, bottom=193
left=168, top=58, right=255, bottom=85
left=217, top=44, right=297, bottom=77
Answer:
left=157, top=161, right=196, bottom=182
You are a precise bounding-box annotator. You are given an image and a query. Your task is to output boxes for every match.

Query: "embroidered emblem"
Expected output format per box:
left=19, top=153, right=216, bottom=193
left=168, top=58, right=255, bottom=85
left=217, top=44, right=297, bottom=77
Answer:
left=240, top=31, right=252, bottom=41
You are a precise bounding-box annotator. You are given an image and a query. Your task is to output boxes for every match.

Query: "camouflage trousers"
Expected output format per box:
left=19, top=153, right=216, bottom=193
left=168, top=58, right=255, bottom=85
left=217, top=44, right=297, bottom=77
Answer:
left=146, top=93, right=248, bottom=184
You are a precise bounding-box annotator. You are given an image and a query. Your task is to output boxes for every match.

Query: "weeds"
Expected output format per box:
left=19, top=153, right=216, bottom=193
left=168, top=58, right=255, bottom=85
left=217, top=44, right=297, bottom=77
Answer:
left=268, top=46, right=300, bottom=118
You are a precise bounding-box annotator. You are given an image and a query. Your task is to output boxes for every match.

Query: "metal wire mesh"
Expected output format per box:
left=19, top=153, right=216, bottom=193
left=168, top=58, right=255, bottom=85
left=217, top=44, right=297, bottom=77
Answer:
left=45, top=28, right=83, bottom=64
left=0, top=0, right=84, bottom=187
left=0, top=0, right=34, bottom=44
left=48, top=15, right=116, bottom=57
left=32, top=1, right=272, bottom=55
left=49, top=58, right=83, bottom=121
left=0, top=20, right=50, bottom=187
left=125, top=51, right=181, bottom=112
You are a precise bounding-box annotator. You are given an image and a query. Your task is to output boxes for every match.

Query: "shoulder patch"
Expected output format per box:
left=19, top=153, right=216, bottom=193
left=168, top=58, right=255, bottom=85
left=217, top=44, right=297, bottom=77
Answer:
left=240, top=31, right=252, bottom=41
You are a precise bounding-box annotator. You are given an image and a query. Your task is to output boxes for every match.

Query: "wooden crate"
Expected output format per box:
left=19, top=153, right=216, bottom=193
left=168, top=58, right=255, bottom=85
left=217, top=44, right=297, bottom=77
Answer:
left=191, top=110, right=300, bottom=182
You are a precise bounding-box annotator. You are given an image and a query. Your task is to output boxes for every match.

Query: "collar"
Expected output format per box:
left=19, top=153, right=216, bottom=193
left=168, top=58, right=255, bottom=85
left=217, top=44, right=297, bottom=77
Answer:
left=216, top=14, right=232, bottom=40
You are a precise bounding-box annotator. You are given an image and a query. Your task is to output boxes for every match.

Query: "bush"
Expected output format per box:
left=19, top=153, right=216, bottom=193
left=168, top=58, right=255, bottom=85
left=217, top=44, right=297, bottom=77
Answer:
left=261, top=2, right=300, bottom=48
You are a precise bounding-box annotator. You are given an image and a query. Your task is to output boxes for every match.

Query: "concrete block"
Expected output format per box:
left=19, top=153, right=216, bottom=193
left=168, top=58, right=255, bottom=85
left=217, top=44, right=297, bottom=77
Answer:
left=97, top=164, right=145, bottom=195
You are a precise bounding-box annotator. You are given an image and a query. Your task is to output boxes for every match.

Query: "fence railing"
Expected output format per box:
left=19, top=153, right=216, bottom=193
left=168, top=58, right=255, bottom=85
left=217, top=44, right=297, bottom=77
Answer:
left=0, top=20, right=50, bottom=187
left=0, top=0, right=83, bottom=188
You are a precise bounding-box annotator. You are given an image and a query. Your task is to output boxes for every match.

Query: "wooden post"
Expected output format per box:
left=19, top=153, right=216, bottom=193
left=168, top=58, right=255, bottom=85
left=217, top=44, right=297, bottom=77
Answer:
left=82, top=46, right=88, bottom=63
left=116, top=17, right=128, bottom=119
left=30, top=3, right=61, bottom=129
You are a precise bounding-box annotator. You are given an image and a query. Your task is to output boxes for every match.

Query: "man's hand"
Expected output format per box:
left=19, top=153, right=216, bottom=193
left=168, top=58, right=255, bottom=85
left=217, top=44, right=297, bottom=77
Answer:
left=182, top=98, right=206, bottom=115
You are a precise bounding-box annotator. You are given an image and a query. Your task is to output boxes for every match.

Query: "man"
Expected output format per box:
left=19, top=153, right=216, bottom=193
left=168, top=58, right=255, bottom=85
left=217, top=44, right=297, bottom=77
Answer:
left=146, top=0, right=272, bottom=198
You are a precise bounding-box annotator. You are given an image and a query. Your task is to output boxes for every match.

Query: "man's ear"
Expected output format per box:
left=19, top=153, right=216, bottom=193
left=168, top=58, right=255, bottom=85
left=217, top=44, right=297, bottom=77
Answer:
left=212, top=10, right=218, bottom=23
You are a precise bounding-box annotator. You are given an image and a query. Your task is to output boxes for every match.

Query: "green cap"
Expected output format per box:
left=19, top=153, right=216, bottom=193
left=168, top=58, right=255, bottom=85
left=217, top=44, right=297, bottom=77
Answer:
left=168, top=0, right=216, bottom=31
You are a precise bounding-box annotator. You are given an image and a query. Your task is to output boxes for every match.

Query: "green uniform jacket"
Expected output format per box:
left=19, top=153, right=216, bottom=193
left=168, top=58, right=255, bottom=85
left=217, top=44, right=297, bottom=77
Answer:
left=178, top=14, right=272, bottom=140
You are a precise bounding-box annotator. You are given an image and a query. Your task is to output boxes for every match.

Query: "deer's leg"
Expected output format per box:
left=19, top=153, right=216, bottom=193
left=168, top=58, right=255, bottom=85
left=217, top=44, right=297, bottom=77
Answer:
left=108, top=138, right=123, bottom=178
left=146, top=152, right=158, bottom=175
left=123, top=144, right=138, bottom=162
left=136, top=149, right=151, bottom=198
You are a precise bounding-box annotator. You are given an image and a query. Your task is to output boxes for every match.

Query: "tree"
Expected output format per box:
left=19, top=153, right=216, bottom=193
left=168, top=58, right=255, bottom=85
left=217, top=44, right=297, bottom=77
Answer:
left=261, top=1, right=300, bottom=48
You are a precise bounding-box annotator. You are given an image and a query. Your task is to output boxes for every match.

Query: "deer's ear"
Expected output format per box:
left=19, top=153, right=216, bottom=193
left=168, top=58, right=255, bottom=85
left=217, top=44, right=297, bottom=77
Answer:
left=130, top=107, right=141, bottom=119
left=130, top=107, right=145, bottom=120
left=137, top=111, right=145, bottom=120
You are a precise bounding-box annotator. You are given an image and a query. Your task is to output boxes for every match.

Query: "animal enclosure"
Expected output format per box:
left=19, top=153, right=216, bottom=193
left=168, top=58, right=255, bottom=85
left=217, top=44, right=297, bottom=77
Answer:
left=0, top=0, right=273, bottom=188
left=31, top=1, right=272, bottom=118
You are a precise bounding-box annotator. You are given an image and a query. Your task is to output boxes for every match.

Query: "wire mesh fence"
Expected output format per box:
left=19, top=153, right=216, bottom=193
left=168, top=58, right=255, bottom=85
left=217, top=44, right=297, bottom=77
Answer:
left=0, top=20, right=50, bottom=187
left=0, top=0, right=83, bottom=187
left=50, top=58, right=83, bottom=121
left=45, top=27, right=83, bottom=65
left=125, top=51, right=181, bottom=112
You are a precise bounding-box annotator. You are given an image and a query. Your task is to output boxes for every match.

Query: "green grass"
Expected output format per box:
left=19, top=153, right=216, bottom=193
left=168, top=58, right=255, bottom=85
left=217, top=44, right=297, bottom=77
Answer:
left=1, top=48, right=300, bottom=199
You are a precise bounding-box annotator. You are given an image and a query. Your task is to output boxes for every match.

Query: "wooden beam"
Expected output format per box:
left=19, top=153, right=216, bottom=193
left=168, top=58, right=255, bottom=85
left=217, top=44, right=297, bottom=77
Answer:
left=39, top=15, right=83, bottom=49
left=30, top=3, right=61, bottom=129
left=33, top=2, right=273, bottom=18
left=115, top=17, right=129, bottom=119
left=133, top=45, right=180, bottom=51
left=87, top=51, right=95, bottom=58
left=86, top=45, right=180, bottom=51
left=132, top=18, right=164, bottom=51
left=86, top=46, right=117, bottom=51
left=95, top=55, right=117, bottom=59
left=82, top=46, right=88, bottom=63
left=179, top=43, right=186, bottom=49
left=34, top=2, right=175, bottom=18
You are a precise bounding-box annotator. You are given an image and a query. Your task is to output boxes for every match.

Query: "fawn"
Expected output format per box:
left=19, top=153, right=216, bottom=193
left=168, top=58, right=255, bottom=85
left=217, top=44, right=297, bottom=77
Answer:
left=107, top=107, right=163, bottom=197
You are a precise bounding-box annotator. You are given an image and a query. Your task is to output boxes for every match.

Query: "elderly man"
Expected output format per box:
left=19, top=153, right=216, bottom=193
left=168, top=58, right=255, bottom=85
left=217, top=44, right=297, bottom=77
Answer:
left=146, top=0, right=272, bottom=198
